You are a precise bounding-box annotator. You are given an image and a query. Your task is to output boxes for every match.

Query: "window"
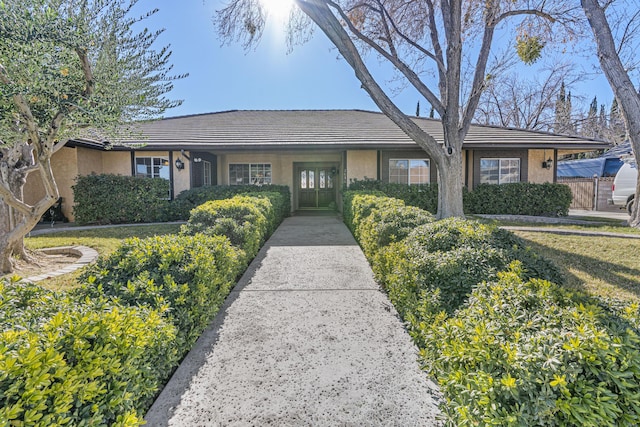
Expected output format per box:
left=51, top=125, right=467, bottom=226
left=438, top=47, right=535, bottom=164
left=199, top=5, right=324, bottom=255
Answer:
left=203, top=160, right=212, bottom=186
left=389, top=159, right=430, bottom=185
left=229, top=163, right=272, bottom=185
left=480, top=158, right=520, bottom=184
left=135, top=157, right=170, bottom=180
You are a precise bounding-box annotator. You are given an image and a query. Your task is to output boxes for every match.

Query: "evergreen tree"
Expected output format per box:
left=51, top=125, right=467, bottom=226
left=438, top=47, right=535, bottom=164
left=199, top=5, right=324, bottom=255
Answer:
left=554, top=81, right=574, bottom=134
left=598, top=104, right=608, bottom=138
left=609, top=98, right=627, bottom=142
left=581, top=96, right=599, bottom=138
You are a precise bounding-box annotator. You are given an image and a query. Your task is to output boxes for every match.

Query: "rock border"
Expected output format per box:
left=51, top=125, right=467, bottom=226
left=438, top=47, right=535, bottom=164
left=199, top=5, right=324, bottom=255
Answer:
left=25, top=246, right=99, bottom=282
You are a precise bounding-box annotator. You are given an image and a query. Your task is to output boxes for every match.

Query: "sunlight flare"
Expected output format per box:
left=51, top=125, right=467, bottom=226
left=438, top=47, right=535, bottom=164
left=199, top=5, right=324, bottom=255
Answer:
left=260, top=0, right=294, bottom=22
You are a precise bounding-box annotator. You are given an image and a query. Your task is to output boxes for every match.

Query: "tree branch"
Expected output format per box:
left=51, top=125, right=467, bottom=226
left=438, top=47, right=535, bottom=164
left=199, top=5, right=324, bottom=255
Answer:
left=296, top=0, right=445, bottom=164
left=461, top=6, right=497, bottom=135
left=494, top=9, right=556, bottom=26
left=0, top=64, right=41, bottom=156
left=326, top=0, right=444, bottom=115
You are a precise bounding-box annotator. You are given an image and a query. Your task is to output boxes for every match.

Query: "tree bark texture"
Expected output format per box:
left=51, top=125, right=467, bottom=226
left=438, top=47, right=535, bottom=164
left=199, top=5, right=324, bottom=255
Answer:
left=581, top=0, right=640, bottom=227
left=0, top=141, right=57, bottom=273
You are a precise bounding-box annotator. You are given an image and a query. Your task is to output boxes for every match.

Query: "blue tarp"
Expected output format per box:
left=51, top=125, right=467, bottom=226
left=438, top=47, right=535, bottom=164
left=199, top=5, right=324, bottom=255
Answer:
left=557, top=141, right=632, bottom=178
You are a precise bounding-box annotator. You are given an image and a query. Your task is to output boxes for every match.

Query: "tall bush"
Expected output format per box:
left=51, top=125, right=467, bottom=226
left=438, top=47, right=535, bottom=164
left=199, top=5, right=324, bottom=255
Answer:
left=73, top=174, right=171, bottom=225
left=347, top=180, right=572, bottom=216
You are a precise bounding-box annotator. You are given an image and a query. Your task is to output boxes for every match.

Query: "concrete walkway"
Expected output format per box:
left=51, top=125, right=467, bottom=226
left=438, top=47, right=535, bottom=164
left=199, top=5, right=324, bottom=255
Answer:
left=145, top=215, right=442, bottom=426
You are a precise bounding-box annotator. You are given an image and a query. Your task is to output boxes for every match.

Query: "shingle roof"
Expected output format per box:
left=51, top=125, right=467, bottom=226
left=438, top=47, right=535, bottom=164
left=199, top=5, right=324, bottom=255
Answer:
left=70, top=110, right=611, bottom=151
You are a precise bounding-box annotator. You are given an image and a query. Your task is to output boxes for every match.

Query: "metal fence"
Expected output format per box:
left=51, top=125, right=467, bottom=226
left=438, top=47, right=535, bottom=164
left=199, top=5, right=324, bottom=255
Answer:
left=558, top=176, right=617, bottom=211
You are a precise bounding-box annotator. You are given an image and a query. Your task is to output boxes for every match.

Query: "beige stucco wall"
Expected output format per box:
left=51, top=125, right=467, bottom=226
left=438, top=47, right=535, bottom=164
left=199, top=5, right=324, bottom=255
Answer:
left=24, top=146, right=79, bottom=221
left=77, top=147, right=104, bottom=176
left=103, top=151, right=132, bottom=176
left=172, top=151, right=191, bottom=196
left=528, top=149, right=555, bottom=183
left=346, top=150, right=378, bottom=183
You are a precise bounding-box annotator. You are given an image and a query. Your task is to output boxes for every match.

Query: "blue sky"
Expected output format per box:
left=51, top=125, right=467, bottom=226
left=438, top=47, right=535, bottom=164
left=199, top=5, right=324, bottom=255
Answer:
left=144, top=0, right=614, bottom=119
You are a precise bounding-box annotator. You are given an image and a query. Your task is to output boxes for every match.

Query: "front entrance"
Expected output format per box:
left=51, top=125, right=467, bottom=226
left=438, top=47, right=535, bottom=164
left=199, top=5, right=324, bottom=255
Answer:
left=296, top=164, right=339, bottom=209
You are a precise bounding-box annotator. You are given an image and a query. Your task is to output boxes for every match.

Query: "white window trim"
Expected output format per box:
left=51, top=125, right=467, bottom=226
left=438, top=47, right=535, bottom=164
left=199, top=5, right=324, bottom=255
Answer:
left=480, top=157, right=521, bottom=185
left=389, top=158, right=431, bottom=185
left=135, top=156, right=170, bottom=180
left=228, top=163, right=272, bottom=185
left=203, top=160, right=212, bottom=186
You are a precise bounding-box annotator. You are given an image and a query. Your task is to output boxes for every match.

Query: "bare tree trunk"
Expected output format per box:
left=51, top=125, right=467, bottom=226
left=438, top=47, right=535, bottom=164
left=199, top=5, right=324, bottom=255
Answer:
left=0, top=141, right=57, bottom=274
left=581, top=0, right=640, bottom=227
left=437, top=151, right=466, bottom=218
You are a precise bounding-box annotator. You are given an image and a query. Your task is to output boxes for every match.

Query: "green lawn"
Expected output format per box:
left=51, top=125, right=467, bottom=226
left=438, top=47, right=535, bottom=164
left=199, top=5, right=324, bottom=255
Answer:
left=20, top=220, right=640, bottom=304
left=22, top=224, right=182, bottom=291
left=511, top=229, right=640, bottom=303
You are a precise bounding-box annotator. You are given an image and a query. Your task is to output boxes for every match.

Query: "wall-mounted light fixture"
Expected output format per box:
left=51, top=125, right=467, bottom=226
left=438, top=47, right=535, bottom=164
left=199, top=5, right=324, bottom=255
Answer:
left=542, top=157, right=553, bottom=170
left=175, top=158, right=185, bottom=170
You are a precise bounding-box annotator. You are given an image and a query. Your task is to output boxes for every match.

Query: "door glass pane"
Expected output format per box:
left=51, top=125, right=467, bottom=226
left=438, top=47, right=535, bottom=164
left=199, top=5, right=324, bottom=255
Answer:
left=308, top=170, right=315, bottom=189
left=301, top=170, right=307, bottom=189
left=320, top=170, right=326, bottom=189
left=327, top=173, right=333, bottom=189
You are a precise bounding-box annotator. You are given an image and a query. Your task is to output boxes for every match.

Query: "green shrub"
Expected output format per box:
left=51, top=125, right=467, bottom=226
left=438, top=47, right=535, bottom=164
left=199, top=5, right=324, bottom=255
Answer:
left=77, top=233, right=242, bottom=351
left=341, top=190, right=387, bottom=234
left=342, top=191, right=404, bottom=238
left=348, top=180, right=572, bottom=216
left=464, top=182, right=573, bottom=216
left=374, top=218, right=562, bottom=315
left=171, top=184, right=291, bottom=221
left=0, top=278, right=176, bottom=426
left=417, top=264, right=640, bottom=426
left=347, top=180, right=439, bottom=213
left=358, top=204, right=434, bottom=259
left=73, top=174, right=171, bottom=225
left=342, top=192, right=640, bottom=426
left=180, top=195, right=270, bottom=261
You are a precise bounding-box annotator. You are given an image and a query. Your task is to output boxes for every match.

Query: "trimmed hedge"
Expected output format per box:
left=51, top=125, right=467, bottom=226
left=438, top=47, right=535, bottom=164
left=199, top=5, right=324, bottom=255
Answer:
left=77, top=234, right=243, bottom=351
left=73, top=174, right=171, bottom=225
left=73, top=174, right=291, bottom=225
left=0, top=278, right=176, bottom=426
left=342, top=191, right=434, bottom=259
left=347, top=180, right=439, bottom=214
left=343, top=191, right=640, bottom=426
left=1, top=190, right=290, bottom=426
left=465, top=182, right=573, bottom=216
left=172, top=184, right=291, bottom=221
left=347, top=180, right=572, bottom=217
left=180, top=194, right=274, bottom=263
left=371, top=212, right=561, bottom=316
